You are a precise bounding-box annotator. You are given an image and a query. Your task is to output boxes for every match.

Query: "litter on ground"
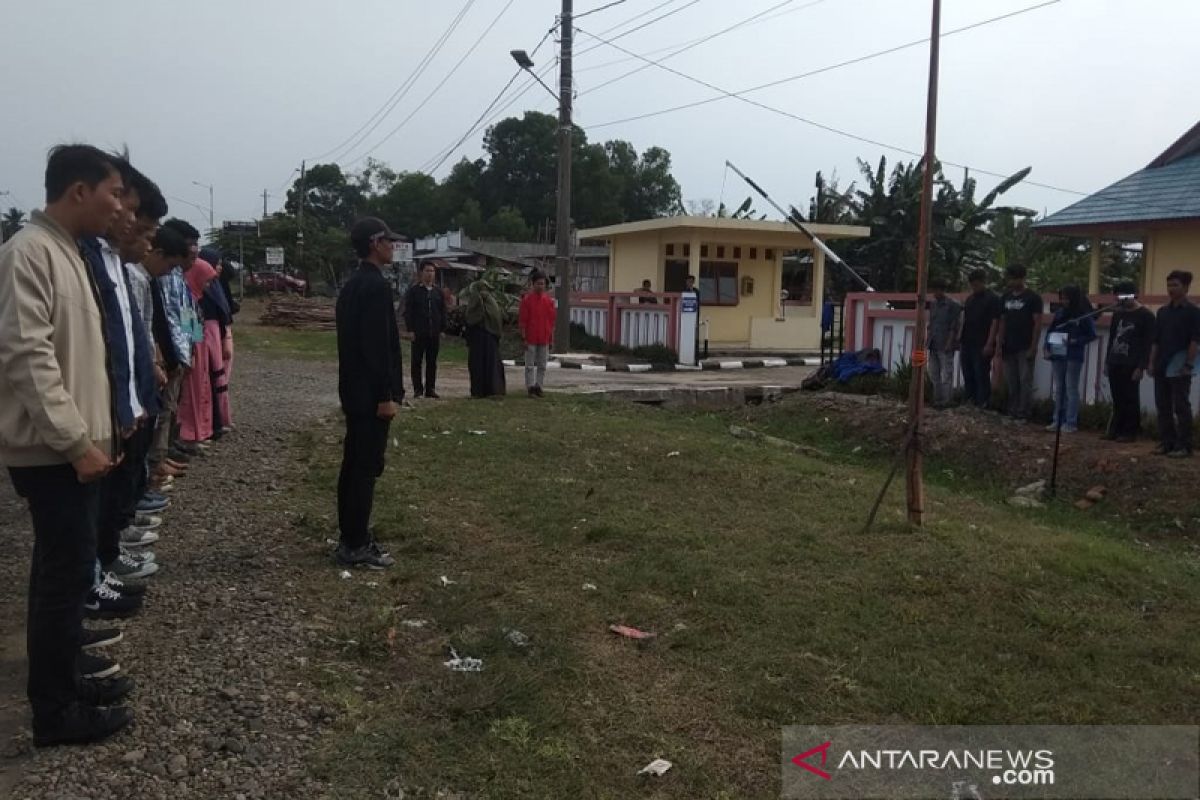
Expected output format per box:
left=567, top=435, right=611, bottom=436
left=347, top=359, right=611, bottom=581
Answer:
left=504, top=629, right=531, bottom=648
left=444, top=648, right=483, bottom=673
left=339, top=570, right=352, bottom=580
left=439, top=575, right=457, bottom=587
left=609, top=624, right=656, bottom=640
left=637, top=759, right=673, bottom=777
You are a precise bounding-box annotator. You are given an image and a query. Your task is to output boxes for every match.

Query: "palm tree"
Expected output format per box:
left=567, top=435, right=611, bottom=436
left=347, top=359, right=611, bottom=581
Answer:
left=2, top=207, right=25, bottom=241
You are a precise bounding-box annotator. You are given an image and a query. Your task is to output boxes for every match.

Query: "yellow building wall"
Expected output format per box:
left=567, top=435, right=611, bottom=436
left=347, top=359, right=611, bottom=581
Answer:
left=1144, top=228, right=1200, bottom=293
left=602, top=228, right=827, bottom=348
left=607, top=232, right=663, bottom=292
left=749, top=315, right=824, bottom=350
left=703, top=256, right=781, bottom=344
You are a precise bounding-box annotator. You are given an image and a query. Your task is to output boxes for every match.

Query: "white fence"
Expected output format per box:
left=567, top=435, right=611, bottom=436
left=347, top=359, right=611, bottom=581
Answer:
left=846, top=292, right=1199, bottom=413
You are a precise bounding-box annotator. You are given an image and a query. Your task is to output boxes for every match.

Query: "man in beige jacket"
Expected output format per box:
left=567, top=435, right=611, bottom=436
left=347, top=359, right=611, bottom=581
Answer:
left=0, top=144, right=133, bottom=747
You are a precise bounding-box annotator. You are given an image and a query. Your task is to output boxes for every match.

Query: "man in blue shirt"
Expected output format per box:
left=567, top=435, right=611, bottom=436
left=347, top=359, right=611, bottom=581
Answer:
left=151, top=219, right=201, bottom=471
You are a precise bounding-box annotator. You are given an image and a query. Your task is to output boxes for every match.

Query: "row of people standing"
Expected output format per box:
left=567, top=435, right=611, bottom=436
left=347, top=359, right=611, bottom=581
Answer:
left=0, top=144, right=238, bottom=748
left=928, top=264, right=1200, bottom=456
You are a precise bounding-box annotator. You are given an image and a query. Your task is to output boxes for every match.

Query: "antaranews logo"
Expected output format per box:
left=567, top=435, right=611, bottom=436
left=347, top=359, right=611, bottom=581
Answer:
left=783, top=725, right=1198, bottom=800
left=790, top=743, right=1056, bottom=785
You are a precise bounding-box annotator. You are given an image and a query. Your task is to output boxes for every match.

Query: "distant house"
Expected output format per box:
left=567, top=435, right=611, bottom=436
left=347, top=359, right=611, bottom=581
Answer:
left=1034, top=120, right=1200, bottom=293
left=412, top=230, right=609, bottom=293
left=578, top=216, right=870, bottom=351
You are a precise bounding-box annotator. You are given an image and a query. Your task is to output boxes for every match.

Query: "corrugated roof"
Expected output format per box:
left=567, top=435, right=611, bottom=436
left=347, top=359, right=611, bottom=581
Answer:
left=1033, top=152, right=1200, bottom=233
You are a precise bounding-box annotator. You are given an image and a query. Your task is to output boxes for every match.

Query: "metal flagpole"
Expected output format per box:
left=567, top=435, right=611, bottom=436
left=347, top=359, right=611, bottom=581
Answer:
left=725, top=161, right=875, bottom=293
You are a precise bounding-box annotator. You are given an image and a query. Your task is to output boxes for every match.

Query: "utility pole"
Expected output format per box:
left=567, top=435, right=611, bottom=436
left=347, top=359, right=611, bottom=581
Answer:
left=262, top=189, right=269, bottom=218
left=553, top=0, right=575, bottom=349
left=905, top=0, right=942, bottom=527
left=296, top=161, right=307, bottom=294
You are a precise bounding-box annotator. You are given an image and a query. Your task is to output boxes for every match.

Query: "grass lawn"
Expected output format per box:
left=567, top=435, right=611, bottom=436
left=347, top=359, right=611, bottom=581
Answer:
left=236, top=323, right=467, bottom=364
left=288, top=396, right=1200, bottom=799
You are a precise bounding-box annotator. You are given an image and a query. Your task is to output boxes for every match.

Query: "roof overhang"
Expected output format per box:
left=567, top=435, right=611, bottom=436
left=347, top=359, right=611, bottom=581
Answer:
left=1034, top=215, right=1200, bottom=240
left=578, top=215, right=870, bottom=244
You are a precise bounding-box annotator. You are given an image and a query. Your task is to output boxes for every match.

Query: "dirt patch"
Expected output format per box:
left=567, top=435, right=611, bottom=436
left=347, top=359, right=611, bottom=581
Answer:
left=758, top=391, right=1200, bottom=541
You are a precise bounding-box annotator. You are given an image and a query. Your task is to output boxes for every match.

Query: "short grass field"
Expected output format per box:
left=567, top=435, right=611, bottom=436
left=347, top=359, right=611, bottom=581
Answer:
left=287, top=395, right=1200, bottom=799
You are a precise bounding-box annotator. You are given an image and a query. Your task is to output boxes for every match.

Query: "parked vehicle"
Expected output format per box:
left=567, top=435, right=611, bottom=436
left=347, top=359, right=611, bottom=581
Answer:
left=246, top=270, right=307, bottom=294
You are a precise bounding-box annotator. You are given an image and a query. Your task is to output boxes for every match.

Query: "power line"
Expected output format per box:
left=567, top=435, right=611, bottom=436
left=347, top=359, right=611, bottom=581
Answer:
left=308, top=0, right=480, bottom=164
left=581, top=0, right=830, bottom=98
left=577, top=1, right=822, bottom=72
left=423, top=70, right=524, bottom=176
left=574, top=2, right=1140, bottom=201
left=576, top=0, right=627, bottom=21
left=342, top=0, right=520, bottom=167
left=418, top=0, right=701, bottom=175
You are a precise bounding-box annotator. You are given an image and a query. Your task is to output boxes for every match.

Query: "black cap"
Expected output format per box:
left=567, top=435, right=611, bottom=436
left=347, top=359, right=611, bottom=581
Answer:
left=350, top=217, right=405, bottom=248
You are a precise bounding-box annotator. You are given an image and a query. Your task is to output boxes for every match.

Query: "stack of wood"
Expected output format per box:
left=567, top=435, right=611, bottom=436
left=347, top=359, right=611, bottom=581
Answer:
left=260, top=297, right=337, bottom=331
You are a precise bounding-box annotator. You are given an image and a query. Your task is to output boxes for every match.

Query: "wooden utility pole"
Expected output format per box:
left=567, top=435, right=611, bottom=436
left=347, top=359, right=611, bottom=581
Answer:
left=553, top=0, right=575, bottom=348
left=905, top=0, right=942, bottom=526
left=296, top=161, right=307, bottom=293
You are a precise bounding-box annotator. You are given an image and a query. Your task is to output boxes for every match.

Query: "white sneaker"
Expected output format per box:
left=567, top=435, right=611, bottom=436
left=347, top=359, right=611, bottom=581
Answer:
left=120, top=526, right=159, bottom=547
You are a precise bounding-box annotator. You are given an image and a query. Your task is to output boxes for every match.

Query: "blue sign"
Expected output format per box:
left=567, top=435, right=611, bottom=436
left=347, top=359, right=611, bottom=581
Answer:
left=682, top=294, right=699, bottom=313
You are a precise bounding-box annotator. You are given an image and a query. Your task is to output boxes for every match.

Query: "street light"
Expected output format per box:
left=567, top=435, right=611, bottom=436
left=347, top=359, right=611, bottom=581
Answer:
left=510, top=50, right=560, bottom=103
left=191, top=180, right=214, bottom=232
left=511, top=24, right=575, bottom=349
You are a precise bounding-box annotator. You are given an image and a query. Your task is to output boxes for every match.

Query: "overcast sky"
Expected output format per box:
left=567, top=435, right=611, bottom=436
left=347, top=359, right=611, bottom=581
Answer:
left=2, top=0, right=1197, bottom=235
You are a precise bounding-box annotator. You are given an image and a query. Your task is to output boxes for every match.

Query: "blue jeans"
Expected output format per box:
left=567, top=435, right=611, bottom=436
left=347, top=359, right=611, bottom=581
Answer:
left=959, top=346, right=992, bottom=408
left=1051, top=359, right=1083, bottom=429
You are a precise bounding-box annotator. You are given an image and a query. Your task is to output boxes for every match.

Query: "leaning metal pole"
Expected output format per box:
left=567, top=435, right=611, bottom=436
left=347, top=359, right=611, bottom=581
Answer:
left=726, top=160, right=875, bottom=293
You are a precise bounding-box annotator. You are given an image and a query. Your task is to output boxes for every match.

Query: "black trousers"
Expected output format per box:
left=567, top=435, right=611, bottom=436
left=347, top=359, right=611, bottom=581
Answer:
left=337, top=414, right=391, bottom=550
left=1107, top=366, right=1142, bottom=439
left=8, top=464, right=99, bottom=720
left=411, top=335, right=440, bottom=395
left=97, top=422, right=154, bottom=566
left=1154, top=375, right=1194, bottom=452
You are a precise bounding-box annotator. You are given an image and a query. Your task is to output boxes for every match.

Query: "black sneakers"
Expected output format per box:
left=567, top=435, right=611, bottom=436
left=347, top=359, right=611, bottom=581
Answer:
left=78, top=675, right=136, bottom=706
left=79, top=652, right=120, bottom=680
left=33, top=702, right=133, bottom=748
left=335, top=541, right=395, bottom=570
left=80, top=627, right=123, bottom=651
left=84, top=583, right=143, bottom=620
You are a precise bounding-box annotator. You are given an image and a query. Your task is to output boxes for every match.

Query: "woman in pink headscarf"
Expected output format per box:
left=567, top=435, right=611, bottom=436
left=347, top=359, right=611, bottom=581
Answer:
left=177, top=258, right=217, bottom=444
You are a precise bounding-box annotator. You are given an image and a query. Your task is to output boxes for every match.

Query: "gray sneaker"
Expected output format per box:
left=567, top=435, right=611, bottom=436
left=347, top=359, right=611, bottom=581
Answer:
left=119, top=545, right=155, bottom=564
left=120, top=527, right=159, bottom=548
left=133, top=514, right=162, bottom=530
left=335, top=542, right=395, bottom=570
left=105, top=552, right=159, bottom=580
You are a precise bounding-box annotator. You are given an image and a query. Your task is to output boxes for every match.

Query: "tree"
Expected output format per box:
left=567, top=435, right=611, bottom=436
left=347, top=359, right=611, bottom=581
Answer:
left=369, top=171, right=442, bottom=238
left=2, top=207, right=25, bottom=241
left=818, top=156, right=1033, bottom=292
left=285, top=163, right=364, bottom=230
left=484, top=206, right=532, bottom=242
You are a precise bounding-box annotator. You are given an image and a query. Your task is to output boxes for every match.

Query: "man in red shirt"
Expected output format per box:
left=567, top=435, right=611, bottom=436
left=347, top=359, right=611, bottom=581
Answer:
left=518, top=270, right=557, bottom=397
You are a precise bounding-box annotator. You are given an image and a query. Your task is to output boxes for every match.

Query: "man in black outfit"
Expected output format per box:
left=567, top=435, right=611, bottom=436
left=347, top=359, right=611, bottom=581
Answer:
left=334, top=217, right=405, bottom=569
left=404, top=262, right=446, bottom=399
left=959, top=269, right=1002, bottom=409
left=1148, top=270, right=1200, bottom=458
left=1104, top=283, right=1155, bottom=442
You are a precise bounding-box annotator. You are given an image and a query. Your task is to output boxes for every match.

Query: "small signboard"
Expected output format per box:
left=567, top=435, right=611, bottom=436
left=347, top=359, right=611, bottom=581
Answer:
left=222, top=220, right=259, bottom=234
left=681, top=291, right=699, bottom=314
left=392, top=242, right=414, bottom=264
left=265, top=246, right=285, bottom=266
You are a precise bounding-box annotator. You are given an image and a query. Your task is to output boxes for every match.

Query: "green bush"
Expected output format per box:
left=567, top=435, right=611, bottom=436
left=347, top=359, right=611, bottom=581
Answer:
left=631, top=344, right=679, bottom=364
left=569, top=322, right=609, bottom=353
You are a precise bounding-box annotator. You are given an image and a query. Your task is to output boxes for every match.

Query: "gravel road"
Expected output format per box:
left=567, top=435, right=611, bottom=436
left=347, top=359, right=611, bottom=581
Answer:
left=0, top=351, right=345, bottom=800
